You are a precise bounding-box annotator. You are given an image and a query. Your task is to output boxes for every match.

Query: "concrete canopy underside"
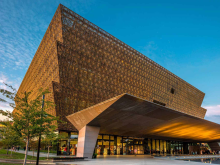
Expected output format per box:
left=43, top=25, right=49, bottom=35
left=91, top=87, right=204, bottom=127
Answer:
left=67, top=94, right=220, bottom=143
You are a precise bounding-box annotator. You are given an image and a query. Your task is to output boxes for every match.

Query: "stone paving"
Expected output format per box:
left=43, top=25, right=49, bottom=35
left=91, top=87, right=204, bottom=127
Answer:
left=8, top=151, right=220, bottom=164
left=55, top=155, right=206, bottom=165
left=155, top=154, right=220, bottom=160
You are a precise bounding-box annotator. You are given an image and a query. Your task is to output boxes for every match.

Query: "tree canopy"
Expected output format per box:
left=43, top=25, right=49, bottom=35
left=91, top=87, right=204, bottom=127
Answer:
left=0, top=84, right=60, bottom=165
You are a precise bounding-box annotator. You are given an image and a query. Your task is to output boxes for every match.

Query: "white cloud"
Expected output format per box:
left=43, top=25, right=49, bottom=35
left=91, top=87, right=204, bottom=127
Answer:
left=0, top=72, right=19, bottom=114
left=204, top=105, right=220, bottom=117
left=0, top=93, right=12, bottom=121
left=0, top=73, right=12, bottom=91
left=0, top=72, right=21, bottom=90
left=0, top=102, right=13, bottom=111
left=0, top=1, right=41, bottom=71
left=0, top=114, right=9, bottom=121
left=0, top=73, right=8, bottom=84
left=0, top=0, right=95, bottom=72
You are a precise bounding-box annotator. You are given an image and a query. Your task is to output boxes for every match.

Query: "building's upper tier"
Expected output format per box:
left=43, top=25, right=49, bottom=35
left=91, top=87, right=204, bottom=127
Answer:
left=17, top=4, right=206, bottom=122
left=58, top=4, right=206, bottom=118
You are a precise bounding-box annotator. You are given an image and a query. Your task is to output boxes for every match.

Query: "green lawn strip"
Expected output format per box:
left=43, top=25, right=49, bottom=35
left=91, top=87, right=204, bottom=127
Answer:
left=0, top=149, right=47, bottom=160
left=0, top=163, right=28, bottom=165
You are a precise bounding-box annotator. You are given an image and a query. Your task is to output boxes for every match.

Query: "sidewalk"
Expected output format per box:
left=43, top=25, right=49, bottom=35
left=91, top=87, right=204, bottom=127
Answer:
left=154, top=154, right=220, bottom=160
left=0, top=155, right=206, bottom=165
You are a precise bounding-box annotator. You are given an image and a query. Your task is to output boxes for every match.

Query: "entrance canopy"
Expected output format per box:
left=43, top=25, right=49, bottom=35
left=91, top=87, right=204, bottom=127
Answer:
left=67, top=94, right=220, bottom=143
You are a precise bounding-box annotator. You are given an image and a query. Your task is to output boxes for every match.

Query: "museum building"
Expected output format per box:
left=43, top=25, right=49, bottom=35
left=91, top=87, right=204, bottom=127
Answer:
left=17, top=4, right=220, bottom=158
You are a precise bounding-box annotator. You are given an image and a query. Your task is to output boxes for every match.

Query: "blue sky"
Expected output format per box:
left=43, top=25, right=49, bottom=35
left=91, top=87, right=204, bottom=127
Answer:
left=0, top=0, right=220, bottom=122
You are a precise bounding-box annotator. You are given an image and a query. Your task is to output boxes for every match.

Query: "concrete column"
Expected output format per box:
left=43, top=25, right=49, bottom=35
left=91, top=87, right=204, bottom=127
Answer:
left=77, top=125, right=100, bottom=159
left=183, top=142, right=189, bottom=154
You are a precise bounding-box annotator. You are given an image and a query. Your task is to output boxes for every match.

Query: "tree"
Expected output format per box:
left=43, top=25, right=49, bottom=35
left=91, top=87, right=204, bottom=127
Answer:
left=0, top=84, right=59, bottom=165
left=0, top=120, right=23, bottom=156
left=42, top=132, right=61, bottom=159
left=29, top=138, right=38, bottom=157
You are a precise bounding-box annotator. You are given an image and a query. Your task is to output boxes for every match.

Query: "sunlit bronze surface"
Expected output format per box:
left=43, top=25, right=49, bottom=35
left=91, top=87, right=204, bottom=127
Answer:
left=67, top=94, right=220, bottom=142
left=17, top=4, right=206, bottom=132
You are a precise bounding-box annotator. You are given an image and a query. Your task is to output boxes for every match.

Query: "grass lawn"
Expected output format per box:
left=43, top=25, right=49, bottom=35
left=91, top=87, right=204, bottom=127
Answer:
left=0, top=163, right=25, bottom=165
left=0, top=149, right=47, bottom=160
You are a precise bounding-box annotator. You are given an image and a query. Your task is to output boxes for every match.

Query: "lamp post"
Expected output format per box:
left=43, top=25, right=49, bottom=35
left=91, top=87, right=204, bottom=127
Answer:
left=36, top=94, right=45, bottom=165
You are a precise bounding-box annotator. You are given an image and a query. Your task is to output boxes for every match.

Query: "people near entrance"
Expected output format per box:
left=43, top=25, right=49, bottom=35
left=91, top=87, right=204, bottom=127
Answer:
left=70, top=145, right=77, bottom=155
left=201, top=149, right=210, bottom=154
left=134, top=149, right=137, bottom=155
left=211, top=150, right=220, bottom=155
left=12, top=146, right=17, bottom=151
left=12, top=146, right=20, bottom=151
left=62, top=147, right=67, bottom=155
left=61, top=144, right=68, bottom=155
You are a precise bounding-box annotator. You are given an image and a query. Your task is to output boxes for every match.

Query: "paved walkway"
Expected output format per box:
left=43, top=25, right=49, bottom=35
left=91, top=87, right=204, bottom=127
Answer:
left=55, top=155, right=207, bottom=165
left=7, top=152, right=220, bottom=164
left=154, top=154, right=220, bottom=159
left=0, top=155, right=214, bottom=165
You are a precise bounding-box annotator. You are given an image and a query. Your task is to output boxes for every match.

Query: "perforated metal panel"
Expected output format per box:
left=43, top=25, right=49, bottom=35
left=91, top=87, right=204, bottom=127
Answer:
left=16, top=5, right=63, bottom=121
left=17, top=4, right=206, bottom=132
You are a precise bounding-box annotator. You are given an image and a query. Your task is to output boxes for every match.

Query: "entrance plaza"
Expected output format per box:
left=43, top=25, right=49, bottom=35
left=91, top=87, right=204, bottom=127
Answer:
left=2, top=154, right=218, bottom=165
left=56, top=155, right=220, bottom=165
left=6, top=150, right=220, bottom=165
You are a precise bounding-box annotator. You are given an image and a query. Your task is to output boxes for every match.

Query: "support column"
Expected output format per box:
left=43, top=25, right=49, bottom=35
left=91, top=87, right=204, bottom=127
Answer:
left=183, top=142, right=189, bottom=154
left=77, top=125, right=100, bottom=159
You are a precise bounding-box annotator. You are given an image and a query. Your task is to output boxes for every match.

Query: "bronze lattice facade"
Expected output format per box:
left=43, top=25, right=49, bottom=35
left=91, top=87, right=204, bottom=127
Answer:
left=17, top=4, right=206, bottom=132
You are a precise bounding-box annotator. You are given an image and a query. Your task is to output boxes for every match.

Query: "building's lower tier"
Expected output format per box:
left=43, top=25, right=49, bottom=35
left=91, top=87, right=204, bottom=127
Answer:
left=57, top=131, right=205, bottom=156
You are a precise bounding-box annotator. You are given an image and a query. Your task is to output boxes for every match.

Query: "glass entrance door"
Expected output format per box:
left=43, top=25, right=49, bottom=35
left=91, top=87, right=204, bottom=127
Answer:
left=117, top=137, right=122, bottom=155
left=110, top=141, right=115, bottom=155
left=128, top=145, right=134, bottom=154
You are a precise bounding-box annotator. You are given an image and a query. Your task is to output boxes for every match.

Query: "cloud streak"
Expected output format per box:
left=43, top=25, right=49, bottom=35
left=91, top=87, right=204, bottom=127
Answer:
left=204, top=105, right=220, bottom=124
left=0, top=73, right=16, bottom=121
left=0, top=0, right=95, bottom=71
left=0, top=1, right=42, bottom=71
left=204, top=105, right=220, bottom=117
